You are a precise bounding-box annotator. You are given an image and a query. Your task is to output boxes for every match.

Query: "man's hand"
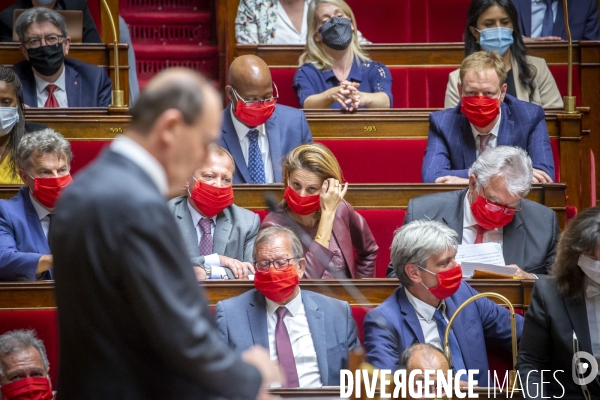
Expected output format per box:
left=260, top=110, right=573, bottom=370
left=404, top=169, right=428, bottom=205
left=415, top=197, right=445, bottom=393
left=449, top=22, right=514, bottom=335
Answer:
left=435, top=176, right=469, bottom=185
left=532, top=168, right=553, bottom=184
left=193, top=266, right=207, bottom=281
left=242, top=346, right=284, bottom=392
left=507, top=264, right=536, bottom=280
left=523, top=36, right=562, bottom=43
left=218, top=255, right=255, bottom=279
left=35, top=254, right=53, bottom=276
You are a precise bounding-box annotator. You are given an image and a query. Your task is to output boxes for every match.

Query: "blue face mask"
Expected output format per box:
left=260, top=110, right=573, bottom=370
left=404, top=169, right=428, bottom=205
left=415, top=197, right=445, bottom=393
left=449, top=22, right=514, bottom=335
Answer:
left=0, top=107, right=18, bottom=136
left=477, top=27, right=514, bottom=56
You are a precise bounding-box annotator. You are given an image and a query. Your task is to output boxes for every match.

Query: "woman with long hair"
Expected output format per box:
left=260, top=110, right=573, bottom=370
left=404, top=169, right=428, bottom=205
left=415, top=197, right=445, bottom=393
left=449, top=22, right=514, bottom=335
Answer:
left=445, top=0, right=563, bottom=109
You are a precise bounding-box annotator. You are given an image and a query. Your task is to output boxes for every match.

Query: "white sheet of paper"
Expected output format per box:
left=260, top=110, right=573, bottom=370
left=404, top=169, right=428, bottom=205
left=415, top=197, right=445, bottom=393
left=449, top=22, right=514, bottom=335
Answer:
left=455, top=243, right=506, bottom=266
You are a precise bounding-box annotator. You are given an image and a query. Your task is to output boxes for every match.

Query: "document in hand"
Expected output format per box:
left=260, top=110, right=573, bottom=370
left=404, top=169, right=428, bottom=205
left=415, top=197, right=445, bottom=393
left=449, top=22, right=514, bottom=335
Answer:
left=455, top=243, right=519, bottom=279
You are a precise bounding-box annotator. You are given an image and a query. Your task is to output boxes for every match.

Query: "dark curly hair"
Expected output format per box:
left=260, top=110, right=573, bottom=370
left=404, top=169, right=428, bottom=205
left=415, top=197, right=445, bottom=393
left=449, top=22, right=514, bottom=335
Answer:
left=0, top=66, right=26, bottom=181
left=464, top=0, right=536, bottom=98
left=551, top=207, right=600, bottom=302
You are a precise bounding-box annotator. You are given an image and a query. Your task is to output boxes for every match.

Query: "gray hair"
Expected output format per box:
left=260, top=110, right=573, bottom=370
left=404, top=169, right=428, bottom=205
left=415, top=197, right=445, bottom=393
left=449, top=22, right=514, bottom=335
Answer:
left=16, top=128, right=73, bottom=171
left=468, top=146, right=533, bottom=198
left=400, top=343, right=448, bottom=371
left=15, top=7, right=68, bottom=43
left=0, top=330, right=49, bottom=378
left=391, top=220, right=458, bottom=287
left=253, top=226, right=304, bottom=261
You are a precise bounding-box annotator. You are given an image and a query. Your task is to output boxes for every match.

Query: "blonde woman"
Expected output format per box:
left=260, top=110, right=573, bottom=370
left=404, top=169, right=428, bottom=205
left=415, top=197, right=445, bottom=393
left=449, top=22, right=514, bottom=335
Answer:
left=261, top=143, right=378, bottom=278
left=293, top=0, right=392, bottom=110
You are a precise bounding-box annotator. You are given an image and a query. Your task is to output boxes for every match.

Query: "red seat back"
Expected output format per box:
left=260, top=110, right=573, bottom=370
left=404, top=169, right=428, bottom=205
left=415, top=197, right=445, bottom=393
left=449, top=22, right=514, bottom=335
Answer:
left=547, top=65, right=582, bottom=105
left=69, top=141, right=111, bottom=175
left=389, top=67, right=454, bottom=108
left=550, top=138, right=560, bottom=182
left=351, top=306, right=373, bottom=345
left=0, top=310, right=59, bottom=387
left=271, top=69, right=300, bottom=108
left=87, top=0, right=102, bottom=37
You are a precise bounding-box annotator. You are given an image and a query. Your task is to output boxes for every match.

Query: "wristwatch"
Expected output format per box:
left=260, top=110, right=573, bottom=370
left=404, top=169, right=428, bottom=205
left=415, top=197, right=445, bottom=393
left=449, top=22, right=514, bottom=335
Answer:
left=202, top=265, right=212, bottom=277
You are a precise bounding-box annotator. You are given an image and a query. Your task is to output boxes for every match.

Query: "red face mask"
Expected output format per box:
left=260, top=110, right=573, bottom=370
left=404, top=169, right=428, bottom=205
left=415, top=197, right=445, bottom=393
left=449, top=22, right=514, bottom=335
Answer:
left=254, top=266, right=300, bottom=303
left=232, top=85, right=278, bottom=127
left=470, top=194, right=515, bottom=230
left=283, top=186, right=321, bottom=216
left=31, top=174, right=73, bottom=209
left=1, top=377, right=53, bottom=400
left=419, top=264, right=463, bottom=299
left=460, top=95, right=500, bottom=128
left=189, top=178, right=234, bottom=217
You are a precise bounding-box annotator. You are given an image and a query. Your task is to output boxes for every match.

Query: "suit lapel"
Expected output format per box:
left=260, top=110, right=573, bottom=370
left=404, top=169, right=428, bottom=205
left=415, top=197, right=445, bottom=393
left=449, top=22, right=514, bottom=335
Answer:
left=442, top=189, right=467, bottom=243
left=22, top=189, right=50, bottom=254
left=303, top=293, right=328, bottom=385
left=398, top=287, right=425, bottom=344
left=222, top=106, right=252, bottom=183
left=497, top=104, right=514, bottom=146
left=248, top=291, right=269, bottom=349
left=265, top=113, right=282, bottom=182
left=20, top=65, right=37, bottom=107
left=459, top=114, right=477, bottom=169
left=174, top=198, right=201, bottom=258
left=502, top=213, right=525, bottom=267
left=64, top=63, right=81, bottom=107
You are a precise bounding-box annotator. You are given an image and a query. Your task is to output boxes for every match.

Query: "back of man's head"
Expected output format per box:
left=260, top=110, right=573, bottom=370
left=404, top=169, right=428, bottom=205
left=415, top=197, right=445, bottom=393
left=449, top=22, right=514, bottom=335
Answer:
left=401, top=343, right=450, bottom=374
left=459, top=51, right=506, bottom=86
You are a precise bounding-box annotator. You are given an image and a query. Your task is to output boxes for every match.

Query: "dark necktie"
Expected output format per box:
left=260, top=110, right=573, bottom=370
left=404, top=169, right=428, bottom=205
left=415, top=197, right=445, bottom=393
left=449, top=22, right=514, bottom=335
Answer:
left=275, top=307, right=300, bottom=388
left=247, top=129, right=266, bottom=184
left=478, top=133, right=492, bottom=154
left=541, top=0, right=555, bottom=37
left=44, top=84, right=59, bottom=108
left=474, top=224, right=488, bottom=244
left=433, top=306, right=466, bottom=373
left=198, top=218, right=213, bottom=256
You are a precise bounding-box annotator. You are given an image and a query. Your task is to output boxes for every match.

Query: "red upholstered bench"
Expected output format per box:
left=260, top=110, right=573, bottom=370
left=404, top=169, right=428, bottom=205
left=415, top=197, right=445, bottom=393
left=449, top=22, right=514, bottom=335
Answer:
left=69, top=141, right=111, bottom=175
left=271, top=69, right=300, bottom=109
left=0, top=309, right=59, bottom=387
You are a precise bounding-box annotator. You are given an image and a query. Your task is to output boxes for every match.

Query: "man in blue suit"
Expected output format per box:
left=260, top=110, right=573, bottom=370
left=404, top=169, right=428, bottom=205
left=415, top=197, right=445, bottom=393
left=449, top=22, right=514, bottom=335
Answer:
left=11, top=8, right=111, bottom=108
left=219, top=55, right=312, bottom=184
left=511, top=0, right=600, bottom=41
left=422, top=51, right=554, bottom=184
left=364, top=220, right=524, bottom=387
left=0, top=128, right=72, bottom=281
left=215, top=226, right=360, bottom=387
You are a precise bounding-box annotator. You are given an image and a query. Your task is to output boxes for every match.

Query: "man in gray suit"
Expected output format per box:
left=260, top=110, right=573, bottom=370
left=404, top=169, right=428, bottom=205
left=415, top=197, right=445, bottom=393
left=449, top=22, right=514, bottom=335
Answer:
left=390, top=146, right=559, bottom=279
left=168, top=145, right=259, bottom=280
left=215, top=226, right=360, bottom=387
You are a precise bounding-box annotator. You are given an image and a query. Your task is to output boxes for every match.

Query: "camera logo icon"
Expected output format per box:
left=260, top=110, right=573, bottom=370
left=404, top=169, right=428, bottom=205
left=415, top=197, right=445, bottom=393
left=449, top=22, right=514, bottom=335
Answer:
left=572, top=351, right=599, bottom=386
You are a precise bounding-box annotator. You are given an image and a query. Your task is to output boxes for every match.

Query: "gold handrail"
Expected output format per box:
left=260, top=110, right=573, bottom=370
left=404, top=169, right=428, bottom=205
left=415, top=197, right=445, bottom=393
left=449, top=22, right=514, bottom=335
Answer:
left=562, top=0, right=577, bottom=113
left=100, top=0, right=126, bottom=108
left=443, top=292, right=519, bottom=389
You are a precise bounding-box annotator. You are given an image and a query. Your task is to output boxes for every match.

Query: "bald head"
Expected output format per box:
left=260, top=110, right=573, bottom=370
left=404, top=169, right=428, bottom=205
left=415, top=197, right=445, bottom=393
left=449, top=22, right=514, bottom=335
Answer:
left=227, top=55, right=273, bottom=108
left=403, top=344, right=450, bottom=374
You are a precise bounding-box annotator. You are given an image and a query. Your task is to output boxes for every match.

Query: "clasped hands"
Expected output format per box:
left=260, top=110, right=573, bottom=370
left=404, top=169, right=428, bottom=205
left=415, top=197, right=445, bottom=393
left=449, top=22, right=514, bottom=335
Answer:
left=328, top=80, right=362, bottom=111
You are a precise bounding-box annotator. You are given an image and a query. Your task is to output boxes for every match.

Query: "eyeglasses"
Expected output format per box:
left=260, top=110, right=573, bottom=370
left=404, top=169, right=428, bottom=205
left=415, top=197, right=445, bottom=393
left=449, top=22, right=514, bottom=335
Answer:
left=23, top=35, right=65, bottom=49
left=481, top=188, right=522, bottom=215
left=232, top=83, right=279, bottom=109
left=253, top=257, right=297, bottom=273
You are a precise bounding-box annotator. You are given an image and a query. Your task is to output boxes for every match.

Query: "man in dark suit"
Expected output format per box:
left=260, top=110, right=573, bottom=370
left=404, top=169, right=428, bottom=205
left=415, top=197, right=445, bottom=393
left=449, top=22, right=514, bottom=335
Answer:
left=50, top=69, right=280, bottom=399
left=168, top=144, right=259, bottom=280
left=215, top=226, right=360, bottom=387
left=0, top=0, right=102, bottom=43
left=219, top=55, right=313, bottom=184
left=392, top=146, right=559, bottom=279
left=0, top=128, right=72, bottom=281
left=11, top=7, right=111, bottom=108
left=365, top=219, right=524, bottom=387
left=422, top=51, right=554, bottom=184
left=511, top=0, right=600, bottom=41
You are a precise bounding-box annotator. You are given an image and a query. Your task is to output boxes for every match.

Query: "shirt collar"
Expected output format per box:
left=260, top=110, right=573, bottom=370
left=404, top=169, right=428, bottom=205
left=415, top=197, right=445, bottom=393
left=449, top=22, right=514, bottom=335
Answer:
left=405, top=287, right=444, bottom=323
left=321, top=57, right=364, bottom=83
left=186, top=197, right=218, bottom=227
left=28, top=190, right=51, bottom=220
left=34, top=66, right=66, bottom=95
left=265, top=287, right=303, bottom=317
left=229, top=105, right=266, bottom=143
left=470, top=108, right=502, bottom=140
left=110, top=135, right=169, bottom=197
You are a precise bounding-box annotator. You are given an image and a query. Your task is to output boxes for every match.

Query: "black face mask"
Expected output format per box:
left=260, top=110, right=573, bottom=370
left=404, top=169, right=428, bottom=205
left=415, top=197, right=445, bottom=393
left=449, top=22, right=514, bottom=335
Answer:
left=318, top=17, right=353, bottom=51
left=26, top=43, right=64, bottom=76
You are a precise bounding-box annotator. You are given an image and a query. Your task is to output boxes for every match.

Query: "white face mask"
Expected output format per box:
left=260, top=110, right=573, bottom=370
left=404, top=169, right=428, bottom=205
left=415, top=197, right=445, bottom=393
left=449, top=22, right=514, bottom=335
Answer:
left=0, top=107, right=19, bottom=136
left=578, top=254, right=600, bottom=285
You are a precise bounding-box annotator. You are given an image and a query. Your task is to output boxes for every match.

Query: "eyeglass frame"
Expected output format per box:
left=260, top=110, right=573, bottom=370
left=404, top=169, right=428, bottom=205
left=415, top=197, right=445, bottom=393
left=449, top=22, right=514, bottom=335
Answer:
left=22, top=34, right=66, bottom=49
left=231, top=83, right=279, bottom=108
left=253, top=257, right=298, bottom=273
left=480, top=187, right=522, bottom=215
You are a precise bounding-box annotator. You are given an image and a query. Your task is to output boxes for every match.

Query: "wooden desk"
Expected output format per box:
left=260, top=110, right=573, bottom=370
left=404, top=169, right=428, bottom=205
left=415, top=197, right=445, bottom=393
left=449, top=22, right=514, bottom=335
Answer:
left=0, top=43, right=130, bottom=108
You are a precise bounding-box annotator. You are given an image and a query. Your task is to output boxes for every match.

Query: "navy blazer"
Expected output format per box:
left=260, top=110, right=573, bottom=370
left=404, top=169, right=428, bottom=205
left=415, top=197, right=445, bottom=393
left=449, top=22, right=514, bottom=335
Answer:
left=0, top=186, right=51, bottom=281
left=12, top=58, right=112, bottom=108
left=511, top=0, right=600, bottom=41
left=364, top=283, right=524, bottom=387
left=218, top=104, right=313, bottom=183
left=215, top=289, right=360, bottom=386
left=422, top=95, right=555, bottom=182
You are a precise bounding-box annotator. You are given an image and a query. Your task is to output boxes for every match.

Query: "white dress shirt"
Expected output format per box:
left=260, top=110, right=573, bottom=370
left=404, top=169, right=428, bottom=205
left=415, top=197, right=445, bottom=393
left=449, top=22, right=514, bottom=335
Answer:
left=531, top=0, right=558, bottom=38
left=34, top=68, right=68, bottom=108
left=584, top=277, right=600, bottom=367
left=265, top=289, right=322, bottom=388
left=186, top=198, right=221, bottom=268
left=230, top=108, right=274, bottom=183
left=462, top=192, right=504, bottom=245
left=29, top=192, right=52, bottom=238
left=274, top=0, right=308, bottom=44
left=469, top=109, right=502, bottom=157
left=110, top=135, right=169, bottom=197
